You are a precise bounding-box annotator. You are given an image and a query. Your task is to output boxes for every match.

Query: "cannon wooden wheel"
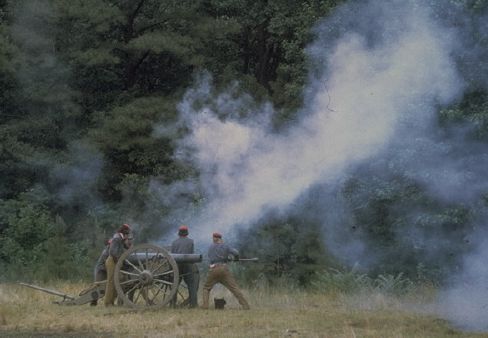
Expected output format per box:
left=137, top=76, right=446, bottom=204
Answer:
left=114, top=244, right=179, bottom=309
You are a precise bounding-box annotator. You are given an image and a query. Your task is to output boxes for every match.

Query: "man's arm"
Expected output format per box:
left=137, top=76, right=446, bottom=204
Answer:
left=229, top=246, right=239, bottom=261
left=109, top=237, right=123, bottom=262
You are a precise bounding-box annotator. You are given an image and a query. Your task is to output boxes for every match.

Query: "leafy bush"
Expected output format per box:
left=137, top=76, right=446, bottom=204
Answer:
left=0, top=189, right=94, bottom=282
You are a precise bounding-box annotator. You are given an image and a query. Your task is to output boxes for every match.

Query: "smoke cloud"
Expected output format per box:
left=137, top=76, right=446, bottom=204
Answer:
left=168, top=0, right=463, bottom=238
left=438, top=227, right=488, bottom=332
left=11, top=1, right=104, bottom=216
left=49, top=142, right=104, bottom=208
left=155, top=0, right=488, bottom=331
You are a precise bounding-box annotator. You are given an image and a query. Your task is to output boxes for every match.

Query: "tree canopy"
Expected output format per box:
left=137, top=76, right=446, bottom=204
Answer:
left=0, top=0, right=487, bottom=285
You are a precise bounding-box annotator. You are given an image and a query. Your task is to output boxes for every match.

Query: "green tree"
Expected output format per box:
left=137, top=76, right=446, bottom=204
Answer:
left=237, top=215, right=332, bottom=286
left=200, top=0, right=343, bottom=114
left=89, top=96, right=183, bottom=199
left=342, top=173, right=473, bottom=279
left=0, top=189, right=55, bottom=280
left=1, top=0, right=82, bottom=199
left=440, top=91, right=488, bottom=141
left=53, top=0, right=209, bottom=110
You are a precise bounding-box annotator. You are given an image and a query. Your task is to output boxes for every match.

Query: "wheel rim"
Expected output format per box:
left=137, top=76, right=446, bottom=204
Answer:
left=114, top=244, right=179, bottom=308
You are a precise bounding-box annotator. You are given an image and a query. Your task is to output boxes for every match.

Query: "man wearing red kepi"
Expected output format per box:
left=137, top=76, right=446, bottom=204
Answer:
left=201, top=232, right=250, bottom=310
left=170, top=225, right=199, bottom=308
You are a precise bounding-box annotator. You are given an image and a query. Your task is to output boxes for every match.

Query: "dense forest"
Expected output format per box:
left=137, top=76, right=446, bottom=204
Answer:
left=1, top=0, right=487, bottom=287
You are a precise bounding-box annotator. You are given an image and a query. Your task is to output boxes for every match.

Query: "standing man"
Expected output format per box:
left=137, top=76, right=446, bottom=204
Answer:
left=90, top=238, right=111, bottom=306
left=171, top=225, right=199, bottom=308
left=94, top=238, right=111, bottom=282
left=104, top=223, right=132, bottom=307
left=201, top=232, right=250, bottom=310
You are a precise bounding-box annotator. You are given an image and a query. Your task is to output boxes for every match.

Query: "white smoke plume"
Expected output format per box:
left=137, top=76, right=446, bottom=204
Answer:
left=169, top=0, right=463, bottom=240
left=438, top=229, right=488, bottom=332
left=50, top=142, right=104, bottom=208
left=156, top=0, right=488, bottom=331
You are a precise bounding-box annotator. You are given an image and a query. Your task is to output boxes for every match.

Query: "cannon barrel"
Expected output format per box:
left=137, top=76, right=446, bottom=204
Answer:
left=128, top=252, right=202, bottom=264
left=171, top=253, right=202, bottom=263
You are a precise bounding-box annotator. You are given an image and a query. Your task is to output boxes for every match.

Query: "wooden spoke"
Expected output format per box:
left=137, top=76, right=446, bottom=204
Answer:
left=119, top=270, right=140, bottom=277
left=153, top=270, right=174, bottom=278
left=123, top=258, right=142, bottom=273
left=119, top=278, right=138, bottom=286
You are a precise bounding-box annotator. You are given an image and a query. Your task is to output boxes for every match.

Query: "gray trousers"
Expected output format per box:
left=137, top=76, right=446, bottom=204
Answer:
left=172, top=263, right=199, bottom=307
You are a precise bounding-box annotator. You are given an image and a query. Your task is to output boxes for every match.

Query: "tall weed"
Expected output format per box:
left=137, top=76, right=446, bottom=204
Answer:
left=311, top=268, right=372, bottom=294
left=374, top=272, right=413, bottom=295
left=312, top=269, right=416, bottom=295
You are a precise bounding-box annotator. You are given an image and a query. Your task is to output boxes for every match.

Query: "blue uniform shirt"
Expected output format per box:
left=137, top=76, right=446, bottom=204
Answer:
left=207, top=242, right=239, bottom=264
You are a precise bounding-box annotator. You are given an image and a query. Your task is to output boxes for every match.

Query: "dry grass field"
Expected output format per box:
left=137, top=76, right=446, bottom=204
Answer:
left=0, top=282, right=487, bottom=338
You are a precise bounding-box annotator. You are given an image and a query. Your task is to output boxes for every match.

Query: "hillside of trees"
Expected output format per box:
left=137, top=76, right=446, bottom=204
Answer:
left=1, top=0, right=487, bottom=285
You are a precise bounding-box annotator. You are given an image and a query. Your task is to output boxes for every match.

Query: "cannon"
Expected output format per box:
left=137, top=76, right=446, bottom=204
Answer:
left=20, top=243, right=202, bottom=309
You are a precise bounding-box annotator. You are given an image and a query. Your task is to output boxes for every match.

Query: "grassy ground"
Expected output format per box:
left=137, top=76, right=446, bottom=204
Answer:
left=0, top=282, right=487, bottom=338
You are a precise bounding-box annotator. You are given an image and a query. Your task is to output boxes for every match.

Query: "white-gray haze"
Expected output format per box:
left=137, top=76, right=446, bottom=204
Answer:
left=169, top=0, right=463, bottom=239
left=10, top=1, right=103, bottom=211
left=50, top=142, right=104, bottom=208
left=438, top=228, right=488, bottom=332
left=155, top=0, right=488, bottom=331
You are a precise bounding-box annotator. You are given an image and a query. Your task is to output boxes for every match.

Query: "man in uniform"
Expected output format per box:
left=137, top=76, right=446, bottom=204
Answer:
left=201, top=232, right=250, bottom=310
left=90, top=238, right=111, bottom=306
left=104, top=223, right=132, bottom=306
left=94, top=238, right=111, bottom=282
left=170, top=225, right=199, bottom=308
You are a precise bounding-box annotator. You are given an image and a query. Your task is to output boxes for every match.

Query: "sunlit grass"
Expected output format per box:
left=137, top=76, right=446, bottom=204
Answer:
left=0, top=282, right=486, bottom=337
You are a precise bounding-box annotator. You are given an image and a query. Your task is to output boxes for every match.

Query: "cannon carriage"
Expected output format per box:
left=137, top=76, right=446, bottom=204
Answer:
left=20, top=243, right=202, bottom=309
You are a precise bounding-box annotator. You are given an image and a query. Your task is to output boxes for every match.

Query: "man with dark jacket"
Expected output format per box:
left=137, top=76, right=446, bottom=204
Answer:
left=201, top=232, right=249, bottom=310
left=104, top=223, right=132, bottom=306
left=90, top=238, right=111, bottom=306
left=94, top=239, right=111, bottom=282
left=171, top=225, right=199, bottom=308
